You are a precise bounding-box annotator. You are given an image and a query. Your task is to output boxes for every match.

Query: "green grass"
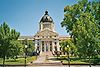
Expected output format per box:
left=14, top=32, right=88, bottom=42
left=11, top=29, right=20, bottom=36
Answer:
left=59, top=55, right=100, bottom=64
left=0, top=56, right=36, bottom=65
left=62, top=60, right=87, bottom=64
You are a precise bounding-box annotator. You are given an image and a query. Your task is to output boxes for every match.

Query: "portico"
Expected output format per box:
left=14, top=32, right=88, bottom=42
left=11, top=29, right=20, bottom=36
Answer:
left=35, top=39, right=60, bottom=52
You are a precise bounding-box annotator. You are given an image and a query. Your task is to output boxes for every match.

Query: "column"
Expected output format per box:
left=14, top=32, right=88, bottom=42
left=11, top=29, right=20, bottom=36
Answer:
left=40, top=40, right=42, bottom=53
left=35, top=40, right=37, bottom=51
left=44, top=41, right=46, bottom=52
left=57, top=40, right=60, bottom=51
left=52, top=41, right=55, bottom=52
left=48, top=41, right=50, bottom=51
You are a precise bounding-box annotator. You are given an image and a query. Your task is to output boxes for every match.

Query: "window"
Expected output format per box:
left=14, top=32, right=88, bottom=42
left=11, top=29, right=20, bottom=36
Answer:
left=43, top=24, right=51, bottom=29
left=54, top=36, right=56, bottom=37
left=42, top=44, right=44, bottom=52
left=50, top=41, right=52, bottom=51
left=46, top=36, right=48, bottom=38
left=42, top=36, right=44, bottom=38
left=50, top=36, right=52, bottom=38
left=55, top=46, right=57, bottom=51
left=42, top=41, right=44, bottom=44
left=55, top=42, right=56, bottom=45
left=37, top=42, right=39, bottom=45
left=37, top=47, right=39, bottom=51
left=50, top=44, right=52, bottom=51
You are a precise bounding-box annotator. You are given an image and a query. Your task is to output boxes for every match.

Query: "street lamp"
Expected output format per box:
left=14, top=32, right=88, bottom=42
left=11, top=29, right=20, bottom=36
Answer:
left=67, top=45, right=70, bottom=67
left=25, top=44, right=27, bottom=67
left=24, top=39, right=28, bottom=67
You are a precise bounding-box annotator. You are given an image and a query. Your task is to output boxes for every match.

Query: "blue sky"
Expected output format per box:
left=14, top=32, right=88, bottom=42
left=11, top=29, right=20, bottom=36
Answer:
left=0, top=0, right=93, bottom=36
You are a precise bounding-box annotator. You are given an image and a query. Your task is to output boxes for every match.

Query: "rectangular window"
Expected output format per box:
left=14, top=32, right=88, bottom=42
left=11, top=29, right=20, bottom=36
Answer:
left=55, top=42, right=56, bottom=45
left=42, top=44, right=44, bottom=52
left=50, top=44, right=52, bottom=51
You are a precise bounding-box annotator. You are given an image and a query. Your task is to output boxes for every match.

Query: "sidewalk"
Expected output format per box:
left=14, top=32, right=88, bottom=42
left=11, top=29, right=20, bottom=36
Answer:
left=32, top=56, right=46, bottom=63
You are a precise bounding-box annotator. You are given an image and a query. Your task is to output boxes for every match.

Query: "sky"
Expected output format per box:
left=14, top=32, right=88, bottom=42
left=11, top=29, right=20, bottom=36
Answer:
left=0, top=0, right=93, bottom=36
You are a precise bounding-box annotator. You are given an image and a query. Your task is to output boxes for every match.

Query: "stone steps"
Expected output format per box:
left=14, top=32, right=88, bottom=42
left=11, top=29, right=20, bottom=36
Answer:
left=40, top=52, right=53, bottom=57
left=31, top=62, right=62, bottom=66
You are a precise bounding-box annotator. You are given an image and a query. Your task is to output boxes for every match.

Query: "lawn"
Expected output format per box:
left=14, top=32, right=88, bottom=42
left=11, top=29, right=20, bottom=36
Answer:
left=0, top=56, right=36, bottom=65
left=58, top=55, right=100, bottom=64
left=62, top=60, right=86, bottom=64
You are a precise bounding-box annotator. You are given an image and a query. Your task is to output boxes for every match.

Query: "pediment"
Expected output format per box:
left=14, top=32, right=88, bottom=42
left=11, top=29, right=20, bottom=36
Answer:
left=35, top=29, right=58, bottom=36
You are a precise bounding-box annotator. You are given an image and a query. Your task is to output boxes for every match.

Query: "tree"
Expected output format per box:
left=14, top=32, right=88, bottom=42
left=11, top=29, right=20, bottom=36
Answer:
left=7, top=40, right=24, bottom=60
left=61, top=0, right=100, bottom=66
left=60, top=39, right=77, bottom=67
left=0, top=22, right=20, bottom=66
left=22, top=39, right=35, bottom=56
left=27, top=40, right=35, bottom=56
left=60, top=39, right=77, bottom=56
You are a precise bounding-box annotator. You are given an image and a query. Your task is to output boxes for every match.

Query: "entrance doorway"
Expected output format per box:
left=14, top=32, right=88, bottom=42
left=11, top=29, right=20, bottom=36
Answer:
left=46, top=44, right=48, bottom=51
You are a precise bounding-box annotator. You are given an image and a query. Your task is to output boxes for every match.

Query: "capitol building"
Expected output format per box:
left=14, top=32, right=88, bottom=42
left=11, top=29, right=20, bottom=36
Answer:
left=18, top=11, right=70, bottom=54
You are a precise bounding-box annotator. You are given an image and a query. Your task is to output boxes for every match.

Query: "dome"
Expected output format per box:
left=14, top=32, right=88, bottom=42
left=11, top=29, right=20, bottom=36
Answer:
left=40, top=11, right=53, bottom=22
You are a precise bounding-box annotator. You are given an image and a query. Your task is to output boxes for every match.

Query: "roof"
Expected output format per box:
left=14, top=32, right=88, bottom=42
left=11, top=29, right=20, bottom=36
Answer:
left=18, top=35, right=70, bottom=40
left=18, top=36, right=34, bottom=40
left=34, top=29, right=58, bottom=36
left=40, top=11, right=53, bottom=22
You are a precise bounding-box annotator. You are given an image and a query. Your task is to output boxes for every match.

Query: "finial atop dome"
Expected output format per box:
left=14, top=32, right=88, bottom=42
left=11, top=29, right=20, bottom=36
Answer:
left=45, top=10, right=48, bottom=15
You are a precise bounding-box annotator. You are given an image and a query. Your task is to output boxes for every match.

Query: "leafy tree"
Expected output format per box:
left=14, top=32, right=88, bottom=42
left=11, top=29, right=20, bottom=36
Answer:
left=60, top=41, right=66, bottom=55
left=60, top=39, right=77, bottom=67
left=7, top=40, right=24, bottom=60
left=61, top=0, right=100, bottom=66
left=22, top=39, right=35, bottom=56
left=27, top=40, right=35, bottom=56
left=60, top=39, right=77, bottom=56
left=0, top=22, right=20, bottom=66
